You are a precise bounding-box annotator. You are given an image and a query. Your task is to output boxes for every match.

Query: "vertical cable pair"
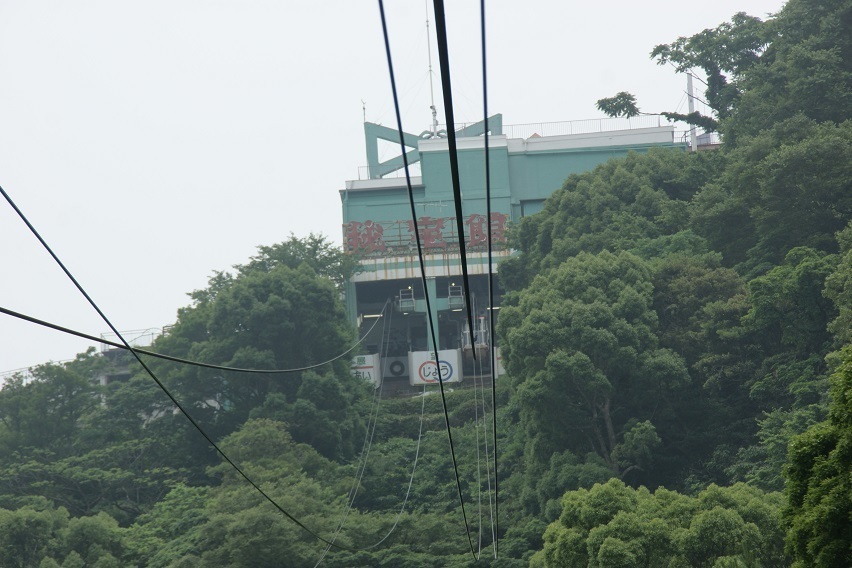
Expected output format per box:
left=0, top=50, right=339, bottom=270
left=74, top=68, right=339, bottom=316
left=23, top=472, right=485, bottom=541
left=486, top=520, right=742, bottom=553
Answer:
left=376, top=0, right=498, bottom=559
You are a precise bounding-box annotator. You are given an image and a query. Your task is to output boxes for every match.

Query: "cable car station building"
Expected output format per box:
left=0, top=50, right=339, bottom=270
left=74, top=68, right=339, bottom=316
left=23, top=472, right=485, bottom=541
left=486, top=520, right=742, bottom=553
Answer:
left=342, top=115, right=682, bottom=390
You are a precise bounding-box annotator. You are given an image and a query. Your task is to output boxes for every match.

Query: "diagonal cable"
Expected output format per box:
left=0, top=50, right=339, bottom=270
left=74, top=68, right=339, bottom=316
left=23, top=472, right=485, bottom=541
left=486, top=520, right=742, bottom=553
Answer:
left=480, top=0, right=499, bottom=557
left=430, top=0, right=478, bottom=360
left=0, top=184, right=362, bottom=552
left=376, top=1, right=477, bottom=559
left=0, top=301, right=387, bottom=375
left=314, top=305, right=393, bottom=566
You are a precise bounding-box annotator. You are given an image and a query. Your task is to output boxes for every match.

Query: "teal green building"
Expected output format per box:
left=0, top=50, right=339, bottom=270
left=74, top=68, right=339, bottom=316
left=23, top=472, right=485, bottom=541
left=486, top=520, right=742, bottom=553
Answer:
left=340, top=114, right=682, bottom=384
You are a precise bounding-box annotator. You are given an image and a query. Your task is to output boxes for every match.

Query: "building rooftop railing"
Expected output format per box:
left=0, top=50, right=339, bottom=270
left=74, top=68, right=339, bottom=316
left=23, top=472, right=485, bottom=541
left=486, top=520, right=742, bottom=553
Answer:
left=675, top=130, right=722, bottom=149
left=0, top=326, right=172, bottom=384
left=99, top=327, right=166, bottom=352
left=357, top=163, right=422, bottom=182
left=0, top=366, right=38, bottom=383
left=461, top=115, right=665, bottom=139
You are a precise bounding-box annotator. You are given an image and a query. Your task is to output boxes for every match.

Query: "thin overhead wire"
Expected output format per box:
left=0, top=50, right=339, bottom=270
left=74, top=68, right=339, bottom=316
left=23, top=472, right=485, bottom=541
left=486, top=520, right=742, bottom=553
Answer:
left=315, top=315, right=434, bottom=564
left=0, top=184, right=364, bottom=552
left=376, top=0, right=477, bottom=559
left=313, top=309, right=393, bottom=567
left=682, top=89, right=711, bottom=108
left=473, top=352, right=484, bottom=556
left=472, top=343, right=497, bottom=557
left=480, top=0, right=499, bottom=556
left=479, top=360, right=498, bottom=556
left=367, top=382, right=427, bottom=548
left=0, top=301, right=388, bottom=375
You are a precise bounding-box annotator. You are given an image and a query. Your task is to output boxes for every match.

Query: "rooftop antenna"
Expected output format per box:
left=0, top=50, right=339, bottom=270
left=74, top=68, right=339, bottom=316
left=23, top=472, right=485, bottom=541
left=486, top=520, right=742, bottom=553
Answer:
left=425, top=0, right=438, bottom=137
left=361, top=99, right=367, bottom=124
left=686, top=73, right=697, bottom=152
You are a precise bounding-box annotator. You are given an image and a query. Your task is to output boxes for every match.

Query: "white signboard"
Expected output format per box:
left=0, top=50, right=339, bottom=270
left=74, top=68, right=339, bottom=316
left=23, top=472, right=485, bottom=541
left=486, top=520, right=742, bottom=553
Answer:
left=492, top=347, right=506, bottom=378
left=408, top=349, right=463, bottom=386
left=351, top=354, right=382, bottom=388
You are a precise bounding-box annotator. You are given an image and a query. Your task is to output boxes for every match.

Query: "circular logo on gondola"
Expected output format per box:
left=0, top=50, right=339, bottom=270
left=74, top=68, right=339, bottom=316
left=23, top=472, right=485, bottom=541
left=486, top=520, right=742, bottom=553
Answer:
left=389, top=360, right=406, bottom=376
left=418, top=360, right=453, bottom=383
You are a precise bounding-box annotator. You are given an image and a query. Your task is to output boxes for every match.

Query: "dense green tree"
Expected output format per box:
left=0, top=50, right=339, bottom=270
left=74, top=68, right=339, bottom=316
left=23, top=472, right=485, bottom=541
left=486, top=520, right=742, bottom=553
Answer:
left=0, top=440, right=186, bottom=521
left=124, top=484, right=210, bottom=567
left=724, top=0, right=852, bottom=142
left=650, top=12, right=773, bottom=128
left=739, top=248, right=837, bottom=409
left=499, top=148, right=722, bottom=291
left=0, top=505, right=68, bottom=568
left=0, top=361, right=101, bottom=456
left=126, top=419, right=348, bottom=567
left=530, top=479, right=787, bottom=568
left=235, top=233, right=359, bottom=290
left=651, top=251, right=745, bottom=367
left=824, top=221, right=852, bottom=346
left=140, top=237, right=369, bottom=459
left=500, top=251, right=689, bottom=484
left=691, top=118, right=852, bottom=270
left=784, top=346, right=852, bottom=567
left=64, top=512, right=124, bottom=566
left=727, top=405, right=826, bottom=492
left=0, top=504, right=126, bottom=568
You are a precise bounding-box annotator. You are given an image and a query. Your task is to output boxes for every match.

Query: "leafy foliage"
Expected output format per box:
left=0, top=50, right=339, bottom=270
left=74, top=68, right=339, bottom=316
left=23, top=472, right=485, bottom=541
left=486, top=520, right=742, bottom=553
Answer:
left=501, top=250, right=689, bottom=485
left=651, top=12, right=772, bottom=124
left=784, top=346, right=852, bottom=567
left=1, top=3, right=851, bottom=564
left=595, top=92, right=640, bottom=118
left=530, top=479, right=787, bottom=568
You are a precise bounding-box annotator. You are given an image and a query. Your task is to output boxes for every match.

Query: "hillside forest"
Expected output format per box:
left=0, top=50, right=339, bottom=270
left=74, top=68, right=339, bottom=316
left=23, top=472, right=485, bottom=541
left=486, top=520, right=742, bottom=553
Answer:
left=0, top=0, right=850, bottom=566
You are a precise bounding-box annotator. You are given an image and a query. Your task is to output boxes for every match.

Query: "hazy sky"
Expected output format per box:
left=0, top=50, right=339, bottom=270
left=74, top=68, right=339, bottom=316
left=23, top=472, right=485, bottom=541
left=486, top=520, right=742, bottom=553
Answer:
left=0, top=0, right=786, bottom=373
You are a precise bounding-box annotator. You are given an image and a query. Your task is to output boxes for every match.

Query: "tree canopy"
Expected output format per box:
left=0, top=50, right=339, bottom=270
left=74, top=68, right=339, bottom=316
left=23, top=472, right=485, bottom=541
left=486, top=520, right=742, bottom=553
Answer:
left=0, top=1, right=850, bottom=564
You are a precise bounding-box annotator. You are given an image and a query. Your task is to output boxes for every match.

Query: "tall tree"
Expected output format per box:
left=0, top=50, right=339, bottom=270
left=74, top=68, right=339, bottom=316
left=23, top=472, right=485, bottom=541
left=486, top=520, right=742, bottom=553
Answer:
left=500, top=251, right=689, bottom=480
left=0, top=359, right=101, bottom=456
left=500, top=148, right=721, bottom=291
left=651, top=12, right=773, bottom=128
left=530, top=479, right=787, bottom=568
left=690, top=118, right=852, bottom=270
left=235, top=233, right=358, bottom=291
left=784, top=346, right=852, bottom=567
left=725, top=0, right=852, bottom=142
left=142, top=237, right=368, bottom=459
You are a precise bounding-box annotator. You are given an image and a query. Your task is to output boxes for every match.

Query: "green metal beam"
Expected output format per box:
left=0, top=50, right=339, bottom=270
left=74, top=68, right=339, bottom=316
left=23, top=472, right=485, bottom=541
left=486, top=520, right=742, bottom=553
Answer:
left=363, top=114, right=503, bottom=179
left=364, top=122, right=423, bottom=179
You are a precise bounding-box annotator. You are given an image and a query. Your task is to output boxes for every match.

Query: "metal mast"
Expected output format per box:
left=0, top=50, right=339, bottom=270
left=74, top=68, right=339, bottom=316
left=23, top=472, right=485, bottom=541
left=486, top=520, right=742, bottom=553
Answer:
left=426, top=0, right=438, bottom=137
left=687, top=72, right=697, bottom=152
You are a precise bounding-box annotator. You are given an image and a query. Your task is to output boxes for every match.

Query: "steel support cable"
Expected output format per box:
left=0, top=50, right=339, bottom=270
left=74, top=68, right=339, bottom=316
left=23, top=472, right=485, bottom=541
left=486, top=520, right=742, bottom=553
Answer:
left=477, top=350, right=497, bottom=556
left=469, top=297, right=487, bottom=557
left=0, top=301, right=388, bottom=375
left=474, top=349, right=497, bottom=556
left=314, top=307, right=394, bottom=566
left=430, top=0, right=477, bottom=361
left=318, top=384, right=431, bottom=560
left=367, top=383, right=427, bottom=549
left=484, top=402, right=498, bottom=556
left=480, top=0, right=499, bottom=556
left=0, top=184, right=365, bottom=552
left=376, top=1, right=477, bottom=559
left=473, top=347, right=496, bottom=557
left=473, top=353, right=484, bottom=556
left=314, top=317, right=434, bottom=562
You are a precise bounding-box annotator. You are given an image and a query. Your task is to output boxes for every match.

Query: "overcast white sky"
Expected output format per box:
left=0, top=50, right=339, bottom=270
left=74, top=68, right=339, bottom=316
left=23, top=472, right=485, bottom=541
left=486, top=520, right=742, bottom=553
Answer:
left=0, top=0, right=786, bottom=373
